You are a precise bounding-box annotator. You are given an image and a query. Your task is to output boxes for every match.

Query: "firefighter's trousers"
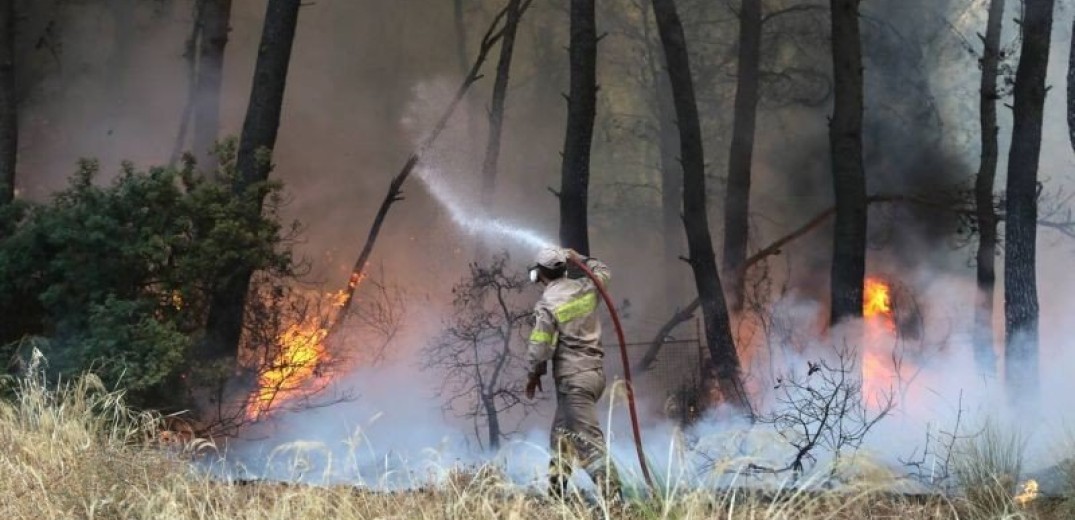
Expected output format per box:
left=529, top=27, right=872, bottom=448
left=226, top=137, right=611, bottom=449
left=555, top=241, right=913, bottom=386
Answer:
left=548, top=368, right=622, bottom=500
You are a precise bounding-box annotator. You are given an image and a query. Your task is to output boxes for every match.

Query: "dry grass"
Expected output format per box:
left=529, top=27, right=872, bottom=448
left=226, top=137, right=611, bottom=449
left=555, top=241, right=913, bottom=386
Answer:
left=0, top=369, right=1070, bottom=519
left=950, top=420, right=1026, bottom=518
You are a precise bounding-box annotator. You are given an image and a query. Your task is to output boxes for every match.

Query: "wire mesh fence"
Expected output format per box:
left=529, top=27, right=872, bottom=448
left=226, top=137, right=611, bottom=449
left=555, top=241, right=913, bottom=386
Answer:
left=602, top=317, right=708, bottom=426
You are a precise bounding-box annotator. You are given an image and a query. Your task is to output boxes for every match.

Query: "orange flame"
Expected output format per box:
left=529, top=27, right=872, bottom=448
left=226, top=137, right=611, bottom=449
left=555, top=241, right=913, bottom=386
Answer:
left=862, top=277, right=897, bottom=408
left=245, top=275, right=366, bottom=420
left=246, top=321, right=330, bottom=420
left=863, top=278, right=893, bottom=319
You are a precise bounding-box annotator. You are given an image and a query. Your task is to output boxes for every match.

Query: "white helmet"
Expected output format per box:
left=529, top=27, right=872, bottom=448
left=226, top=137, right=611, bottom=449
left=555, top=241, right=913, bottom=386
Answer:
left=529, top=247, right=567, bottom=283
left=535, top=247, right=567, bottom=269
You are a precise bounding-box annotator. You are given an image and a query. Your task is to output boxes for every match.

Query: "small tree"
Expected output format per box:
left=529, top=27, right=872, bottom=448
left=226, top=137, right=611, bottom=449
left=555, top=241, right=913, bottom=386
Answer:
left=753, top=347, right=893, bottom=480
left=423, top=254, right=538, bottom=451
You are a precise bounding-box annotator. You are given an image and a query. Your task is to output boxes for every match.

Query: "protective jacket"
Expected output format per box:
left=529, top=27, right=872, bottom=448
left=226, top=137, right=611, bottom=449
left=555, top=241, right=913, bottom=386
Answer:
left=526, top=257, right=610, bottom=378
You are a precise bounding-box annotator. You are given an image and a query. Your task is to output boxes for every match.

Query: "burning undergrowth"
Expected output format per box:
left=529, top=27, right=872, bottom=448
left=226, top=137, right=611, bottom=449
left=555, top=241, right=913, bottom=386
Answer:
left=201, top=263, right=1070, bottom=505
left=218, top=268, right=407, bottom=432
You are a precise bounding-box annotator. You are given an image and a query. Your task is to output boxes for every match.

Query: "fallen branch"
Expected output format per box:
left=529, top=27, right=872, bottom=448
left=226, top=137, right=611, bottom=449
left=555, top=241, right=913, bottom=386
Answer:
left=326, top=0, right=532, bottom=339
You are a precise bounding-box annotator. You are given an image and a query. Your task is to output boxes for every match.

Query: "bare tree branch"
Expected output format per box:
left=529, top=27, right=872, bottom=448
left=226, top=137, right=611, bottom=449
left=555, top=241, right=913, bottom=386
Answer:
left=422, top=254, right=540, bottom=450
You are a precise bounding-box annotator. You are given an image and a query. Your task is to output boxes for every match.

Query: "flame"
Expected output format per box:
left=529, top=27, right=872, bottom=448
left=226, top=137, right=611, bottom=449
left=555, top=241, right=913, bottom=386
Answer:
left=347, top=271, right=367, bottom=291
left=245, top=273, right=365, bottom=420
left=863, top=278, right=893, bottom=320
left=169, top=290, right=184, bottom=310
left=1015, top=479, right=1039, bottom=506
left=862, top=277, right=897, bottom=408
left=246, top=321, right=330, bottom=420
left=331, top=290, right=349, bottom=308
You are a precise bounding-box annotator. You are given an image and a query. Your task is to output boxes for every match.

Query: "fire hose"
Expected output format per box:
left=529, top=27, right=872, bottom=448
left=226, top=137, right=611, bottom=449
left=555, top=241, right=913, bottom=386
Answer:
left=567, top=256, right=654, bottom=491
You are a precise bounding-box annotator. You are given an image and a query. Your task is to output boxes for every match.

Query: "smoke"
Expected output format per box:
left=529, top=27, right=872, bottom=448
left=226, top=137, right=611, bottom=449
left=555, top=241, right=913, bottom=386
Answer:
left=13, top=0, right=1075, bottom=494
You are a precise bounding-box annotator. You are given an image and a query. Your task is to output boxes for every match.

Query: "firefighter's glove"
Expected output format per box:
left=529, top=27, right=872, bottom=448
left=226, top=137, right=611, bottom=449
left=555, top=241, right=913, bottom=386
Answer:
left=526, top=362, right=547, bottom=399
left=525, top=372, right=544, bottom=400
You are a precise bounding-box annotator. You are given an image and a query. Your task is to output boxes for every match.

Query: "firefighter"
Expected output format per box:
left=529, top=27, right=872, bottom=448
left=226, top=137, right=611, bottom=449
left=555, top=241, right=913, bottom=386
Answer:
left=525, top=246, right=622, bottom=503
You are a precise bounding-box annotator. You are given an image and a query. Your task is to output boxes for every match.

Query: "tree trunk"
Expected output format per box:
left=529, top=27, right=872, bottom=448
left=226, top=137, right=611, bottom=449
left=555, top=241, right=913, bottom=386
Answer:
left=637, top=194, right=908, bottom=373
left=721, top=0, right=762, bottom=311
left=203, top=0, right=301, bottom=360
left=559, top=0, right=597, bottom=255
left=973, top=0, right=1004, bottom=376
left=234, top=0, right=300, bottom=191
left=1004, top=0, right=1054, bottom=401
left=193, top=0, right=233, bottom=170
left=827, top=0, right=866, bottom=326
left=454, top=0, right=468, bottom=76
left=479, top=0, right=522, bottom=225
left=643, top=3, right=683, bottom=309
left=657, top=78, right=682, bottom=302
left=453, top=0, right=483, bottom=193
left=1068, top=14, right=1075, bottom=155
left=650, top=0, right=750, bottom=412
left=482, top=394, right=501, bottom=450
left=0, top=0, right=15, bottom=206
left=107, top=0, right=134, bottom=111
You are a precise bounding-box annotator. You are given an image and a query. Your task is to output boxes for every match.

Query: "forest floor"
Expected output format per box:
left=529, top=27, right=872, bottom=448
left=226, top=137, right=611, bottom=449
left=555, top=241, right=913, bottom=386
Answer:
left=2, top=374, right=1073, bottom=519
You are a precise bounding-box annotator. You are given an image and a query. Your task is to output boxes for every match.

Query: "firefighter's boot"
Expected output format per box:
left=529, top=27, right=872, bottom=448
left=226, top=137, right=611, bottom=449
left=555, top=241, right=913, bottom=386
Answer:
left=592, top=470, right=623, bottom=506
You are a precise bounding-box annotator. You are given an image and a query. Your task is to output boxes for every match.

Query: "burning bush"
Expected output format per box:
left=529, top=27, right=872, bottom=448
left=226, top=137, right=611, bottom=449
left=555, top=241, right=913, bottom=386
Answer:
left=0, top=143, right=298, bottom=411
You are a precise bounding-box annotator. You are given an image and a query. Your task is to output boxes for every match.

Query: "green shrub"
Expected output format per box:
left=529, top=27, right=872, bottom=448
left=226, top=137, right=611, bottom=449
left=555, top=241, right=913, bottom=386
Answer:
left=0, top=141, right=297, bottom=409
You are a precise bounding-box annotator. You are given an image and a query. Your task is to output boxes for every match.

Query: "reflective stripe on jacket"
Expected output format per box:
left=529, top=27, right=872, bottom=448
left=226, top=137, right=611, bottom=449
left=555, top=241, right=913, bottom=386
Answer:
left=527, top=257, right=610, bottom=377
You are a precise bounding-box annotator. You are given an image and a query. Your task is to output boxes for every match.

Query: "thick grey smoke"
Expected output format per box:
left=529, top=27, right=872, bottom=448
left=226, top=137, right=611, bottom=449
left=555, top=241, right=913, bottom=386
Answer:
left=16, top=0, right=1075, bottom=493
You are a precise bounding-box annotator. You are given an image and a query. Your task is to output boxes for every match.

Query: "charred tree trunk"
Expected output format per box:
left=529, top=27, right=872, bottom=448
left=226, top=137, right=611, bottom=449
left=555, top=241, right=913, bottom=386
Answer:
left=1068, top=14, right=1075, bottom=155
left=1004, top=0, right=1054, bottom=400
left=651, top=0, right=750, bottom=412
left=192, top=0, right=233, bottom=170
left=828, top=0, right=866, bottom=326
left=721, top=0, right=762, bottom=311
left=479, top=0, right=522, bottom=220
left=0, top=0, right=15, bottom=206
left=234, top=0, right=300, bottom=191
left=203, top=0, right=301, bottom=360
left=973, top=0, right=1004, bottom=376
left=559, top=0, right=597, bottom=255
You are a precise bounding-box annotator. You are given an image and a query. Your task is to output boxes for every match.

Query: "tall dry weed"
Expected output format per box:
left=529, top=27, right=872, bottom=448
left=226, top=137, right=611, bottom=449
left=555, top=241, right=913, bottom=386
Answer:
left=0, top=360, right=1059, bottom=519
